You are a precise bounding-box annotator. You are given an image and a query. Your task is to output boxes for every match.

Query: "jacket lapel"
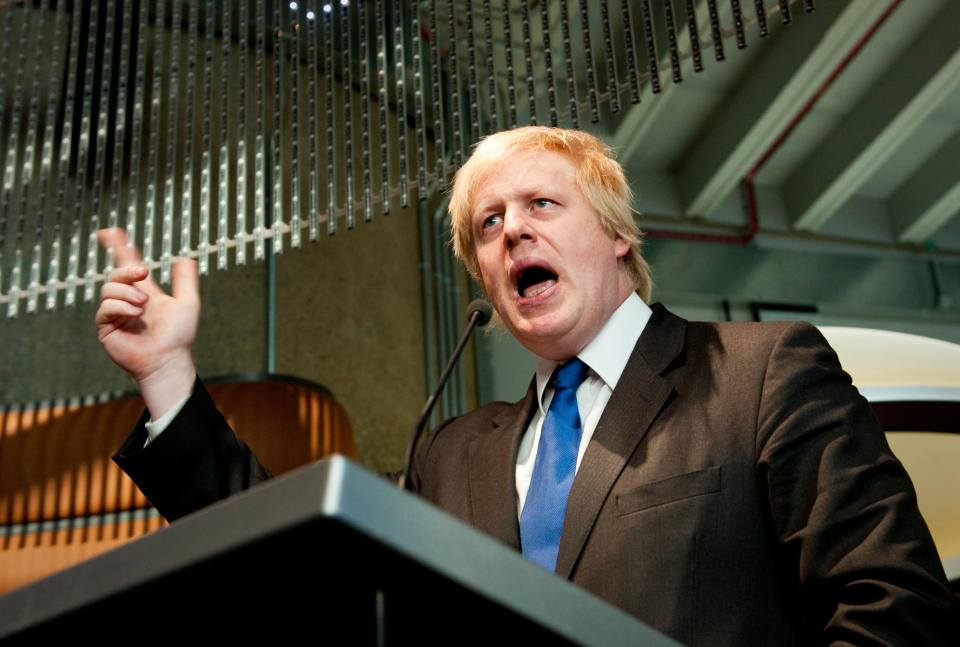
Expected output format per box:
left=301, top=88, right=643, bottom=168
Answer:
left=555, top=304, right=687, bottom=578
left=466, top=384, right=538, bottom=550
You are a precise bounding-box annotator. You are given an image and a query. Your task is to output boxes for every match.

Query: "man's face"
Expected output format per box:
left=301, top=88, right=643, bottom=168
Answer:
left=471, top=151, right=632, bottom=361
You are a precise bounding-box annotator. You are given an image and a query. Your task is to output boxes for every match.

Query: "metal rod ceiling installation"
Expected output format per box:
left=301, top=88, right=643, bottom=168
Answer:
left=0, top=0, right=810, bottom=317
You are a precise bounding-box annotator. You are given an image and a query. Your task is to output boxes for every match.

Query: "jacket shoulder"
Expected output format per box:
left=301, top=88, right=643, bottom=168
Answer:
left=424, top=398, right=526, bottom=451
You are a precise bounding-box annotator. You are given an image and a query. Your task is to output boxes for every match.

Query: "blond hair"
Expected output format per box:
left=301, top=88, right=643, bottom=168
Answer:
left=448, top=126, right=652, bottom=302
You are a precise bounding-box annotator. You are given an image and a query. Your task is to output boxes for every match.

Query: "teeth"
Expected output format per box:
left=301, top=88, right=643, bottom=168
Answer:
left=523, top=280, right=555, bottom=298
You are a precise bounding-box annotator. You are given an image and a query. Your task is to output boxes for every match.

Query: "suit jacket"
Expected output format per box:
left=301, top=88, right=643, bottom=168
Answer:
left=114, top=304, right=957, bottom=646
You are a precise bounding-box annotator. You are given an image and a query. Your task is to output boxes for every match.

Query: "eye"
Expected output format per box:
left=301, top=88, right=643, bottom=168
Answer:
left=481, top=214, right=502, bottom=230
left=533, top=198, right=554, bottom=209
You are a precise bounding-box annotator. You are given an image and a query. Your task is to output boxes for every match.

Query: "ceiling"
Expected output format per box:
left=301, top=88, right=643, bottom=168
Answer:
left=2, top=0, right=958, bottom=320
left=582, top=0, right=960, bottom=258
left=428, top=0, right=960, bottom=323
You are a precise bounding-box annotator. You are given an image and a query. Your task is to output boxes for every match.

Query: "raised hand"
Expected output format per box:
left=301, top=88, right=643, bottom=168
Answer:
left=95, top=228, right=200, bottom=419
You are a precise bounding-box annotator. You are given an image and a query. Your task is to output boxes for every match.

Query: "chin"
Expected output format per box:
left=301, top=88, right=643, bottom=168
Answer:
left=509, top=318, right=576, bottom=353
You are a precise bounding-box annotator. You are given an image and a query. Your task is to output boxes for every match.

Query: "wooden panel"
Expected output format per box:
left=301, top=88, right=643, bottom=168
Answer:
left=0, top=516, right=165, bottom=595
left=0, top=376, right=355, bottom=594
left=0, top=398, right=150, bottom=526
left=207, top=379, right=356, bottom=475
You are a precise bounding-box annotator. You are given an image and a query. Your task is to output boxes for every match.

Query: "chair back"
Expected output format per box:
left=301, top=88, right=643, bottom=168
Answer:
left=0, top=374, right=355, bottom=594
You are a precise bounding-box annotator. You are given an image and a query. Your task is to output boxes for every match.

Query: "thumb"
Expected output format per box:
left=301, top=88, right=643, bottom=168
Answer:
left=170, top=258, right=200, bottom=307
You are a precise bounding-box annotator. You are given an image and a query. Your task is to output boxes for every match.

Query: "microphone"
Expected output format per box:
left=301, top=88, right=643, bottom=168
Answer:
left=398, top=299, right=493, bottom=490
left=465, top=298, right=494, bottom=327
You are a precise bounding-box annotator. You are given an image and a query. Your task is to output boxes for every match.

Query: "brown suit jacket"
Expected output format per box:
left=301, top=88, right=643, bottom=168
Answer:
left=115, top=305, right=957, bottom=646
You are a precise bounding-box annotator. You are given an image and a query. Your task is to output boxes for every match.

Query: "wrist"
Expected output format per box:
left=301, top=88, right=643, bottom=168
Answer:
left=135, top=352, right=197, bottom=420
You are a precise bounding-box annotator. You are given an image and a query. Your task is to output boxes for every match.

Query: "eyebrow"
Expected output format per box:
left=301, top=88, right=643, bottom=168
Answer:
left=474, top=183, right=556, bottom=212
left=479, top=198, right=506, bottom=209
left=472, top=196, right=504, bottom=217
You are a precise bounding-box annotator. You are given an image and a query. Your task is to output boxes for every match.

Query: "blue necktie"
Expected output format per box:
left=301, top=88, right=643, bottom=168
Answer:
left=520, top=358, right=590, bottom=571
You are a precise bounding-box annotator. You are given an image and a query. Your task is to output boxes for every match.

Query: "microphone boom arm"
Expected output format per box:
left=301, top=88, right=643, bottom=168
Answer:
left=398, top=299, right=492, bottom=490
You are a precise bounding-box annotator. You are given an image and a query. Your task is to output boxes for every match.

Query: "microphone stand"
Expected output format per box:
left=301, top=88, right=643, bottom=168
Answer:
left=398, top=300, right=492, bottom=490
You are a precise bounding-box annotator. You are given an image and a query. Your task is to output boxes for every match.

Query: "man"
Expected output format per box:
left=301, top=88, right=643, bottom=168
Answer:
left=97, top=127, right=956, bottom=645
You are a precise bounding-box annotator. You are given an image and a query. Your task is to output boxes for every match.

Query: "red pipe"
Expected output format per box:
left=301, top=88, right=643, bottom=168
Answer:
left=644, top=0, right=903, bottom=244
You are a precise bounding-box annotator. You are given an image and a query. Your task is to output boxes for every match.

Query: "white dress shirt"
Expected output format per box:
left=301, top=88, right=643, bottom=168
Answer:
left=144, top=397, right=189, bottom=443
left=515, top=292, right=652, bottom=515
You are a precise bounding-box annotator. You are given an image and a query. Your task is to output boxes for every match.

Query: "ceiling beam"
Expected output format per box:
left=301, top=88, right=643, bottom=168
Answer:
left=611, top=1, right=729, bottom=168
left=893, top=128, right=960, bottom=244
left=676, top=0, right=882, bottom=218
left=787, top=1, right=960, bottom=232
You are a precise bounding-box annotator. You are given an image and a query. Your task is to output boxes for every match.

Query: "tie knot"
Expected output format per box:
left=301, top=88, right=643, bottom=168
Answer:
left=553, top=358, right=589, bottom=391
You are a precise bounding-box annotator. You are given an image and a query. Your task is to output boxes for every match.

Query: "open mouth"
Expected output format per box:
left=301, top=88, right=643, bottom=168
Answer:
left=516, top=266, right=558, bottom=298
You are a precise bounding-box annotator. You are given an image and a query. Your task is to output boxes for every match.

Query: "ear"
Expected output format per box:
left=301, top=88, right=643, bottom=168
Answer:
left=614, top=236, right=630, bottom=259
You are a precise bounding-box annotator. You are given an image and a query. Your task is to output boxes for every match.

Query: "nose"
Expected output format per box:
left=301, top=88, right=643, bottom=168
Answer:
left=502, top=205, right=535, bottom=248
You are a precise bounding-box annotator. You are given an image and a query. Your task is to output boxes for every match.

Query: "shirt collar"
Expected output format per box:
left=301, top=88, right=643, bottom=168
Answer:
left=533, top=292, right=653, bottom=406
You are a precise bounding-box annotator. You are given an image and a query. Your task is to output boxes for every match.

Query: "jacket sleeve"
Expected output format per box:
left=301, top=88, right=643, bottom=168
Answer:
left=756, top=322, right=957, bottom=645
left=113, top=377, right=272, bottom=521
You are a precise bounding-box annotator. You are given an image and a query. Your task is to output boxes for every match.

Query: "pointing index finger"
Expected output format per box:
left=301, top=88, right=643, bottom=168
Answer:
left=98, top=228, right=143, bottom=268
left=98, top=227, right=162, bottom=294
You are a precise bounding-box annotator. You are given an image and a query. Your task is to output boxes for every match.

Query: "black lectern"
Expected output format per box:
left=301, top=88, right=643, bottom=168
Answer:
left=0, top=456, right=680, bottom=645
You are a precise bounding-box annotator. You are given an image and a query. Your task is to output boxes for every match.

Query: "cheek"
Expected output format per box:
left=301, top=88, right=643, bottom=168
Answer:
left=478, top=269, right=503, bottom=301
left=476, top=253, right=503, bottom=289
left=487, top=282, right=512, bottom=307
left=475, top=247, right=494, bottom=275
